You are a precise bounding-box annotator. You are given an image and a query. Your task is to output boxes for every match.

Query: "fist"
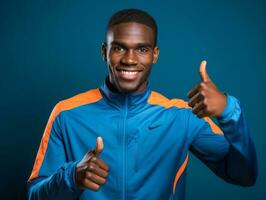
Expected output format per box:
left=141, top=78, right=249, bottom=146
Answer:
left=75, top=137, right=109, bottom=191
left=187, top=60, right=227, bottom=118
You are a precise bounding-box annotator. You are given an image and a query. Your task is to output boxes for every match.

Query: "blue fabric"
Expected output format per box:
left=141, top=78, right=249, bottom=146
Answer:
left=27, top=79, right=258, bottom=200
left=218, top=94, right=241, bottom=123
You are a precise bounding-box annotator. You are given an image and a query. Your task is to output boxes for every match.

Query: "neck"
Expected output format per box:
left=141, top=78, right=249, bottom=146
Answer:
left=106, top=77, right=147, bottom=94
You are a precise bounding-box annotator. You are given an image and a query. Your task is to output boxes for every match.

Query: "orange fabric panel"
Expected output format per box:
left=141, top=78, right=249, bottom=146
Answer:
left=173, top=154, right=189, bottom=194
left=147, top=91, right=223, bottom=134
left=147, top=91, right=190, bottom=109
left=203, top=117, right=223, bottom=134
left=28, top=88, right=102, bottom=182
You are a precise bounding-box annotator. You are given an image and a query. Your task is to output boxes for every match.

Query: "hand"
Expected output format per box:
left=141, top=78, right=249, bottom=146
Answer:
left=75, top=137, right=109, bottom=191
left=187, top=60, right=227, bottom=118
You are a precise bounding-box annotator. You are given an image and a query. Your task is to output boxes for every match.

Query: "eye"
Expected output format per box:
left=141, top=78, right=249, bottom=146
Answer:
left=112, top=45, right=125, bottom=53
left=137, top=46, right=149, bottom=53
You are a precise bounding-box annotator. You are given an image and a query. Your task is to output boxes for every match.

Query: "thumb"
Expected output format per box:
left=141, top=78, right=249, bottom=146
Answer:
left=199, top=60, right=211, bottom=82
left=94, top=136, right=104, bottom=156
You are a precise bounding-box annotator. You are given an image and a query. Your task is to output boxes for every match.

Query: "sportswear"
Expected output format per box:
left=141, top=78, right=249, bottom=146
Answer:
left=27, top=78, right=258, bottom=200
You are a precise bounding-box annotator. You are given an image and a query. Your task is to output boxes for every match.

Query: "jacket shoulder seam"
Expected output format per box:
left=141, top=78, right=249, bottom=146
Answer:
left=147, top=91, right=190, bottom=109
left=56, top=88, right=102, bottom=113
left=28, top=88, right=102, bottom=182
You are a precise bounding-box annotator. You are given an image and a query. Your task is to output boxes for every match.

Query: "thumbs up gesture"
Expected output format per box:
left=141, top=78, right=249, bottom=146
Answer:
left=187, top=60, right=227, bottom=118
left=75, top=137, right=109, bottom=191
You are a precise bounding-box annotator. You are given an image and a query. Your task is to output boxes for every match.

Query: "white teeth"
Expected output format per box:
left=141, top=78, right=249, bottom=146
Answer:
left=121, top=70, right=138, bottom=75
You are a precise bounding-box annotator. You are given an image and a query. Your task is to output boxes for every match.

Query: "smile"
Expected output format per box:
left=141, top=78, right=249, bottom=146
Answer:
left=116, top=69, right=142, bottom=81
left=121, top=70, right=138, bottom=75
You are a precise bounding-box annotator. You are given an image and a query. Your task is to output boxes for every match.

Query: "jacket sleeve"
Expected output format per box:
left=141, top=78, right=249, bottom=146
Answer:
left=27, top=104, right=82, bottom=199
left=188, top=95, right=258, bottom=186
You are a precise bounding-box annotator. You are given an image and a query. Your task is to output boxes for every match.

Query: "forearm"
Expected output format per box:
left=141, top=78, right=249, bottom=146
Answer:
left=28, top=162, right=81, bottom=200
left=217, top=95, right=258, bottom=186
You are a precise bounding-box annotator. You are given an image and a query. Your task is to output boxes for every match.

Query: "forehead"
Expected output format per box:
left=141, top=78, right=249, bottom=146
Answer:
left=106, top=22, right=155, bottom=45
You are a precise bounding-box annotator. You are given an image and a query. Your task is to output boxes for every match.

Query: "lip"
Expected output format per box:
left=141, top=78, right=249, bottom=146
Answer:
left=116, top=68, right=143, bottom=81
left=116, top=68, right=143, bottom=72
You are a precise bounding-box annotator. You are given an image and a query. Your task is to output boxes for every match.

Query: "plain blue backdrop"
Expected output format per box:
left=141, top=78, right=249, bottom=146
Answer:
left=0, top=0, right=265, bottom=199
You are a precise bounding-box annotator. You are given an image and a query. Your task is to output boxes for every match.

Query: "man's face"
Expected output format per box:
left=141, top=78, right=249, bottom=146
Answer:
left=102, top=22, right=159, bottom=93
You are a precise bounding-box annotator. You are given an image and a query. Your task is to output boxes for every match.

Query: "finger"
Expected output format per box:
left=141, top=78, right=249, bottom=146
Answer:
left=92, top=157, right=109, bottom=171
left=94, top=136, right=104, bottom=156
left=83, top=179, right=100, bottom=191
left=87, top=162, right=108, bottom=178
left=192, top=101, right=206, bottom=114
left=86, top=171, right=106, bottom=185
left=187, top=84, right=199, bottom=98
left=188, top=92, right=203, bottom=107
left=199, top=60, right=211, bottom=82
left=197, top=109, right=208, bottom=118
left=84, top=151, right=95, bottom=162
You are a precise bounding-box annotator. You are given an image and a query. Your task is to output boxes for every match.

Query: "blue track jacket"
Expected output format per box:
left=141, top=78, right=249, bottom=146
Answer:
left=28, top=79, right=258, bottom=200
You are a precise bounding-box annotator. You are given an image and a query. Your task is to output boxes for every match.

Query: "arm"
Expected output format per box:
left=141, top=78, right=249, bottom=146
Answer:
left=27, top=106, right=81, bottom=199
left=187, top=60, right=258, bottom=186
left=188, top=95, right=258, bottom=186
left=28, top=162, right=81, bottom=200
left=27, top=104, right=109, bottom=199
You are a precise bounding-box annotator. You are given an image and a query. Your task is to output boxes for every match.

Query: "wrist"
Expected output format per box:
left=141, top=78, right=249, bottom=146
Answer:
left=217, top=94, right=241, bottom=123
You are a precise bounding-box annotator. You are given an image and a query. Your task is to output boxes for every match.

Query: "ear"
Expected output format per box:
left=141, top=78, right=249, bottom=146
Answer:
left=152, top=46, right=160, bottom=64
left=101, top=42, right=107, bottom=62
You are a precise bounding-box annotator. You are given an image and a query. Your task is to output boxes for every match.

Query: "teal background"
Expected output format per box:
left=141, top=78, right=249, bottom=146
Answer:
left=0, top=0, right=265, bottom=199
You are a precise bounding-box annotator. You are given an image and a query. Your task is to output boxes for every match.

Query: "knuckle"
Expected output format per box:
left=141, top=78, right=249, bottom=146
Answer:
left=89, top=164, right=94, bottom=171
left=200, top=90, right=205, bottom=96
left=199, top=82, right=205, bottom=88
left=86, top=171, right=92, bottom=179
left=91, top=156, right=97, bottom=161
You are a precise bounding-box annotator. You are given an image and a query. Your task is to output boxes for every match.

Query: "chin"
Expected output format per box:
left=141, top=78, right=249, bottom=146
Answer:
left=118, top=83, right=140, bottom=93
left=119, top=86, right=138, bottom=93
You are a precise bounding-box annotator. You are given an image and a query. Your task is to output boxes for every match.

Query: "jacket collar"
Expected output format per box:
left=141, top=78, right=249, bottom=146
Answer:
left=99, top=77, right=151, bottom=111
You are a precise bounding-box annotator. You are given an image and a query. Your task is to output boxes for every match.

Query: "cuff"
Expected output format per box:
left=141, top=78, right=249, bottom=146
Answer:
left=64, top=161, right=83, bottom=195
left=217, top=94, right=241, bottom=123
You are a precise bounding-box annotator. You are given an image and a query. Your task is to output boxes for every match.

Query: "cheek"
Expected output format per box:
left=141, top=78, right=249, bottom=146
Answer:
left=140, top=55, right=154, bottom=66
left=108, top=54, right=120, bottom=68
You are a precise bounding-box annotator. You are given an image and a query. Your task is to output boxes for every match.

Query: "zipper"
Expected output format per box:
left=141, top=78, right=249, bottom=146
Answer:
left=122, top=95, right=128, bottom=200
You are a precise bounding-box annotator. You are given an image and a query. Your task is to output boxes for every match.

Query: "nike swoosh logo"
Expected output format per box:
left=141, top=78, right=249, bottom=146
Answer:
left=148, top=121, right=162, bottom=130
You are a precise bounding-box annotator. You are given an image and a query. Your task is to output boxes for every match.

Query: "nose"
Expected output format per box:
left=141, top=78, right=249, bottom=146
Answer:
left=121, top=50, right=138, bottom=65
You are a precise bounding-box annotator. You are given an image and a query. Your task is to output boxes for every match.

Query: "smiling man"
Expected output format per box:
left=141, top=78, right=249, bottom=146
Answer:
left=27, top=9, right=258, bottom=200
left=102, top=20, right=159, bottom=93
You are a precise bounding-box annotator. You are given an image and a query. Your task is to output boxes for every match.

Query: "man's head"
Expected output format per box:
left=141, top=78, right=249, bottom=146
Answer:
left=102, top=9, right=160, bottom=93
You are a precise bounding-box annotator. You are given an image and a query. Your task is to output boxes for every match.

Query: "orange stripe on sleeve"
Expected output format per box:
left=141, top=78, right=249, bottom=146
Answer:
left=173, top=154, right=189, bottom=194
left=203, top=117, right=223, bottom=134
left=28, top=88, right=102, bottom=182
left=148, top=91, right=190, bottom=109
left=147, top=91, right=223, bottom=134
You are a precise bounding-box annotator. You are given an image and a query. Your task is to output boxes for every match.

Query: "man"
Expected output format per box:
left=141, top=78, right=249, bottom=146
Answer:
left=27, top=9, right=258, bottom=200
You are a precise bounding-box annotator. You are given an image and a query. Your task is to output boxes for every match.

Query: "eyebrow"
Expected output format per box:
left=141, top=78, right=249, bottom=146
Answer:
left=111, top=41, right=153, bottom=49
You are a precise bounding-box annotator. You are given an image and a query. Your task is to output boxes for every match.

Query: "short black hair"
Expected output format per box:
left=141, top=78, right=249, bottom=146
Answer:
left=107, top=8, right=158, bottom=45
